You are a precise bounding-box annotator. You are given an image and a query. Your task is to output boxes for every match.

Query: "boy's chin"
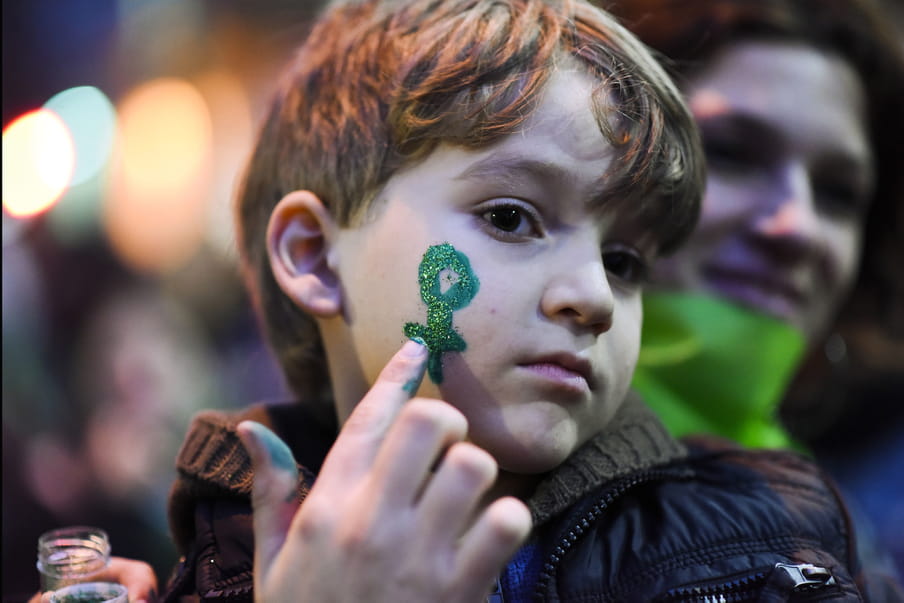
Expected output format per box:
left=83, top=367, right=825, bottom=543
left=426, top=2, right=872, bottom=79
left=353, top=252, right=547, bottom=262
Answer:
left=471, top=422, right=584, bottom=476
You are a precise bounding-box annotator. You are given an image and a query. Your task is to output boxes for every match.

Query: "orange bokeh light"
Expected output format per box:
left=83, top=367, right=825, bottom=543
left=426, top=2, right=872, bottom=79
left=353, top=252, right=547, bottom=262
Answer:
left=105, top=78, right=213, bottom=273
left=3, top=109, right=76, bottom=218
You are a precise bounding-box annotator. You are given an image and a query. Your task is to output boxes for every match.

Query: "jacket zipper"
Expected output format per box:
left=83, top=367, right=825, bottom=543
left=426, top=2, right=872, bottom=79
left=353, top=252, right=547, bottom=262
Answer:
left=661, top=563, right=838, bottom=602
left=532, top=468, right=688, bottom=599
left=528, top=464, right=840, bottom=602
left=660, top=570, right=769, bottom=602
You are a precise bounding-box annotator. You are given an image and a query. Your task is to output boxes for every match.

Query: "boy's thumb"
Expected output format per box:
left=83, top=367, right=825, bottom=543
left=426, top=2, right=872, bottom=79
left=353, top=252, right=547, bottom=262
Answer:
left=236, top=421, right=300, bottom=569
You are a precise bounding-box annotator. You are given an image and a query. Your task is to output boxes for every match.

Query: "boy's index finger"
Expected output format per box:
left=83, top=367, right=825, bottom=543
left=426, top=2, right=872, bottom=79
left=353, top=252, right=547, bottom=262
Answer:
left=361, top=338, right=428, bottom=402
left=400, top=337, right=428, bottom=397
left=320, top=338, right=429, bottom=478
left=356, top=338, right=428, bottom=416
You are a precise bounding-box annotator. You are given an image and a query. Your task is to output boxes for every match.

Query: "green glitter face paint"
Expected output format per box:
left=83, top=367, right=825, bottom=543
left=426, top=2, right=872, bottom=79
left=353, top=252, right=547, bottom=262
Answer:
left=404, top=243, right=480, bottom=384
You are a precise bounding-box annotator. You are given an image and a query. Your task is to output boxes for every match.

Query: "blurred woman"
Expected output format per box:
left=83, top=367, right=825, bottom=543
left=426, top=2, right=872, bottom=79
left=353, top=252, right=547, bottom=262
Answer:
left=605, top=0, right=904, bottom=583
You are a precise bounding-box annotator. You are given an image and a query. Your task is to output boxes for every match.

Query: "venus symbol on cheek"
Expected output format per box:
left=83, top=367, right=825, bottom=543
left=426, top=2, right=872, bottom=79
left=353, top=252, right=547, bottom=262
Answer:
left=404, top=243, right=480, bottom=384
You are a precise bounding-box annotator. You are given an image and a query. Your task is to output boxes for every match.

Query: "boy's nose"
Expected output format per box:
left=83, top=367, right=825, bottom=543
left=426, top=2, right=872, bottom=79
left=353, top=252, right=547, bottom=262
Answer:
left=540, top=257, right=614, bottom=335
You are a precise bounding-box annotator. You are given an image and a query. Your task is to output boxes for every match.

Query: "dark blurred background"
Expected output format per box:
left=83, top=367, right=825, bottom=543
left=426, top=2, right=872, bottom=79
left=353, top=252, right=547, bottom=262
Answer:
left=3, top=1, right=328, bottom=600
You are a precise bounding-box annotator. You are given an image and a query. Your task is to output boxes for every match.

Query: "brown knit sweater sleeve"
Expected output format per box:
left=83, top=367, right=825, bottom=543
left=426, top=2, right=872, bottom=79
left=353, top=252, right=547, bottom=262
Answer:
left=167, top=405, right=311, bottom=554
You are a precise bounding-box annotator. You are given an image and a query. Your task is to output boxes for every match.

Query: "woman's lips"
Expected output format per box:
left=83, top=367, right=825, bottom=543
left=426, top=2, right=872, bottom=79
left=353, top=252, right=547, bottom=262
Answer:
left=702, top=264, right=807, bottom=321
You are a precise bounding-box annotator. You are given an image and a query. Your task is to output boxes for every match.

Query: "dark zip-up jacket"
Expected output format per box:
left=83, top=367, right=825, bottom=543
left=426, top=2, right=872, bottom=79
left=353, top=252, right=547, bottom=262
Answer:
left=162, top=394, right=887, bottom=602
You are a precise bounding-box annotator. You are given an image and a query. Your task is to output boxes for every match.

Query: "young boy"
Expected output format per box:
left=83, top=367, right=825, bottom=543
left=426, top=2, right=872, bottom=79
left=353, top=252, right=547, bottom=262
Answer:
left=163, top=0, right=870, bottom=600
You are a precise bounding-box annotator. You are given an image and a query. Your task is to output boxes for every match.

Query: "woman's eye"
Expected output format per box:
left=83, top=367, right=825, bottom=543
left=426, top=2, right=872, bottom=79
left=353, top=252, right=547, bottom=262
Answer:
left=603, top=248, right=648, bottom=284
left=703, top=138, right=761, bottom=174
left=814, top=178, right=868, bottom=217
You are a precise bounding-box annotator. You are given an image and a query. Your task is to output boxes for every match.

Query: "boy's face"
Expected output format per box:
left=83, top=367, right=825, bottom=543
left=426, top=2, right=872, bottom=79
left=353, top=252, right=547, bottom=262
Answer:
left=330, top=67, right=653, bottom=474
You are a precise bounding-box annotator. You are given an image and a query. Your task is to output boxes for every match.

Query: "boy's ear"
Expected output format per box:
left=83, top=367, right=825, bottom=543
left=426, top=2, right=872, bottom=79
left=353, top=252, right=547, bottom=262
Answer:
left=267, top=190, right=342, bottom=317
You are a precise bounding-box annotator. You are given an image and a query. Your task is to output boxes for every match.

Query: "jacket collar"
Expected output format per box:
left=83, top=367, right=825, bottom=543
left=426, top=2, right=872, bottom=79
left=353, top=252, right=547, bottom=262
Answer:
left=525, top=391, right=686, bottom=526
left=172, top=391, right=684, bottom=529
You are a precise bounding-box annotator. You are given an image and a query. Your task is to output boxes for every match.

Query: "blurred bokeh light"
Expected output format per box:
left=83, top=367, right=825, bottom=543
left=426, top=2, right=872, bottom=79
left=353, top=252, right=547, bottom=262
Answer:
left=2, top=2, right=316, bottom=597
left=42, top=87, right=118, bottom=244
left=105, top=77, right=213, bottom=273
left=3, top=109, right=76, bottom=218
left=195, top=69, right=254, bottom=256
left=45, top=86, right=117, bottom=187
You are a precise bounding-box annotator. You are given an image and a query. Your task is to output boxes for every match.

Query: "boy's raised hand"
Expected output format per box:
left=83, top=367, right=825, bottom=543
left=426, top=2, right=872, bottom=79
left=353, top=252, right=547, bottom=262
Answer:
left=237, top=339, right=532, bottom=603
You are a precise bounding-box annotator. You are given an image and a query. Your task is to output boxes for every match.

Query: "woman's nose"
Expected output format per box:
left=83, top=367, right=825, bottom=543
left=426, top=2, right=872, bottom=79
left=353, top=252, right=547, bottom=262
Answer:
left=750, top=163, right=823, bottom=261
left=540, top=254, right=614, bottom=336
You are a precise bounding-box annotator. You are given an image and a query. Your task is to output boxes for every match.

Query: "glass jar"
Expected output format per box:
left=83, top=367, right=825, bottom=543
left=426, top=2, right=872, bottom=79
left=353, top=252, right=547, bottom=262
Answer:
left=48, top=582, right=127, bottom=603
left=36, top=526, right=111, bottom=592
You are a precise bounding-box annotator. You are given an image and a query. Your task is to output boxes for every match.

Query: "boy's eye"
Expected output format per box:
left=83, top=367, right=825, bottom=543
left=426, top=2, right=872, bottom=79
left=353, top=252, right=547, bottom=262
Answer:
left=488, top=207, right=523, bottom=232
left=478, top=201, right=541, bottom=238
left=602, top=247, right=648, bottom=285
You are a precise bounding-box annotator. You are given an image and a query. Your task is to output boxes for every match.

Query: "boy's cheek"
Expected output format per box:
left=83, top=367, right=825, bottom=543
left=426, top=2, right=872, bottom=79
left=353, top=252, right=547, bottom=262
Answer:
left=456, top=303, right=511, bottom=350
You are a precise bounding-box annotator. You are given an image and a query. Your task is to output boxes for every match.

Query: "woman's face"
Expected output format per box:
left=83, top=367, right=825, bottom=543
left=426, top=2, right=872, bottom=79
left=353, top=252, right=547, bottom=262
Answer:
left=651, top=40, right=874, bottom=343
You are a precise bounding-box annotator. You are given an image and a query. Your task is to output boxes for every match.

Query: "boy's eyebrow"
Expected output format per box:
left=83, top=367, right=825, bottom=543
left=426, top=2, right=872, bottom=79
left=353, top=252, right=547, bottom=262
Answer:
left=456, top=156, right=571, bottom=187
left=455, top=155, right=611, bottom=200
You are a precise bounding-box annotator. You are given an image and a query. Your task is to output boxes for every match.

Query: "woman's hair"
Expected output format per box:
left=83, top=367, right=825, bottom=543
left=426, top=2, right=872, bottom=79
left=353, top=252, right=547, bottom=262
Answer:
left=235, top=0, right=704, bottom=404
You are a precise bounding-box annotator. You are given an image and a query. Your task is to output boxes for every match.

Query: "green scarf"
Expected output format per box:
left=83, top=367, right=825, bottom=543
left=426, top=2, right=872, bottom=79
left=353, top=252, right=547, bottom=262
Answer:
left=631, top=292, right=806, bottom=449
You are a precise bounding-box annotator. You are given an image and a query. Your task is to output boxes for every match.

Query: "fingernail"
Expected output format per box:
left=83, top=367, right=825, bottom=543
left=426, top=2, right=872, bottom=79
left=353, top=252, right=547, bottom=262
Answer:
left=402, top=337, right=428, bottom=357
left=239, top=421, right=298, bottom=475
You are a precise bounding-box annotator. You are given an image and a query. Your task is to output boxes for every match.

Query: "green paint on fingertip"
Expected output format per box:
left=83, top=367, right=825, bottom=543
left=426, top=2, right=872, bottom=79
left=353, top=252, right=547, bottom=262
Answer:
left=401, top=371, right=424, bottom=396
left=404, top=243, right=479, bottom=384
left=401, top=336, right=428, bottom=395
left=244, top=421, right=297, bottom=476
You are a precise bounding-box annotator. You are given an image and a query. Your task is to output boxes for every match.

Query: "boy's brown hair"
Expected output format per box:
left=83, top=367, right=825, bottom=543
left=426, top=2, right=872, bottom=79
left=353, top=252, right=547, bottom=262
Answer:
left=235, top=0, right=704, bottom=406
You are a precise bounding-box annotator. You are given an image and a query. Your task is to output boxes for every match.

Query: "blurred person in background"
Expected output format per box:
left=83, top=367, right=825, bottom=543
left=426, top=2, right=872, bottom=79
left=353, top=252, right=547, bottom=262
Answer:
left=2, top=236, right=238, bottom=600
left=604, top=0, right=904, bottom=586
left=4, top=1, right=324, bottom=599
left=3, top=228, right=287, bottom=603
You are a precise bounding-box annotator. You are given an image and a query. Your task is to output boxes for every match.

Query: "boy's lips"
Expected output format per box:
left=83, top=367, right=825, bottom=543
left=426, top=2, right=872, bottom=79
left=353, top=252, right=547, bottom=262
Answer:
left=517, top=352, right=596, bottom=391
